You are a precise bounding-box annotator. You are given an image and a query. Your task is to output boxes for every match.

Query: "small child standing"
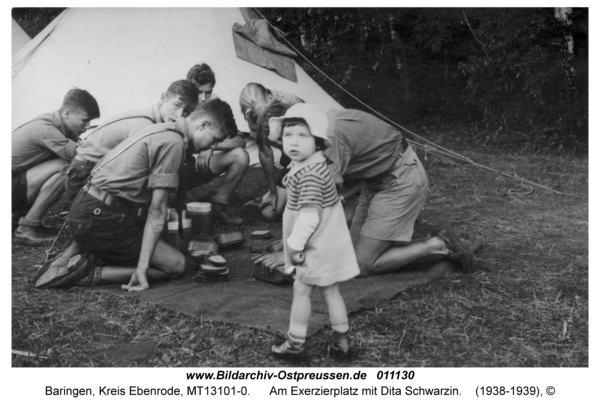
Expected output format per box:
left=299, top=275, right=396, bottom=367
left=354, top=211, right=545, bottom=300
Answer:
left=268, top=104, right=360, bottom=359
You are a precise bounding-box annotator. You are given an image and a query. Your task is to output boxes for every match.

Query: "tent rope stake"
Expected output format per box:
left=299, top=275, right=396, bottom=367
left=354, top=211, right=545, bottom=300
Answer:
left=253, top=8, right=571, bottom=197
left=45, top=217, right=68, bottom=263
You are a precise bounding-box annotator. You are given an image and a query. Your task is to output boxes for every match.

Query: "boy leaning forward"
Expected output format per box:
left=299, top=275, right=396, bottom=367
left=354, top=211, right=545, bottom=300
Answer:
left=66, top=99, right=237, bottom=291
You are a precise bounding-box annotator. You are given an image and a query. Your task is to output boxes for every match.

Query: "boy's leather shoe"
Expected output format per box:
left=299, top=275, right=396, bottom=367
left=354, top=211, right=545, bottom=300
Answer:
left=13, top=218, right=55, bottom=246
left=434, top=223, right=474, bottom=273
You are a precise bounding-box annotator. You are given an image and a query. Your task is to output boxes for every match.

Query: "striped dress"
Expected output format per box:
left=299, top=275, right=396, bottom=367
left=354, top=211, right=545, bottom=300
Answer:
left=282, top=152, right=359, bottom=286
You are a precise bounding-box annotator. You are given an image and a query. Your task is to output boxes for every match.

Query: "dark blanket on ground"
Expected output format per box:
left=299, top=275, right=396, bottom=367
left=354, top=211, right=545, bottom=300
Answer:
left=98, top=227, right=481, bottom=336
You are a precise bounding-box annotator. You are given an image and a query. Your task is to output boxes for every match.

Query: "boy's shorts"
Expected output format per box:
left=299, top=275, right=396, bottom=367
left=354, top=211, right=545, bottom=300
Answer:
left=12, top=171, right=28, bottom=213
left=69, top=190, right=145, bottom=266
left=177, top=154, right=218, bottom=191
left=351, top=146, right=429, bottom=242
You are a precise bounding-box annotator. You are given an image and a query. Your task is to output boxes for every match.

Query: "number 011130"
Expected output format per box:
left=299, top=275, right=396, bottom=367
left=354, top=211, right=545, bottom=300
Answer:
left=377, top=371, right=415, bottom=380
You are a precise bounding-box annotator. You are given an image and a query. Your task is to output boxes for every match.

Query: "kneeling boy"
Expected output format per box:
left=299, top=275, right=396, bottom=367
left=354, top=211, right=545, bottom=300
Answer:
left=68, top=99, right=238, bottom=291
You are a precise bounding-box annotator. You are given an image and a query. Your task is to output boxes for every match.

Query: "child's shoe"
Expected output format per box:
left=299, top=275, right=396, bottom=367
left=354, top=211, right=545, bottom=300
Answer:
left=271, top=332, right=307, bottom=360
left=328, top=330, right=353, bottom=359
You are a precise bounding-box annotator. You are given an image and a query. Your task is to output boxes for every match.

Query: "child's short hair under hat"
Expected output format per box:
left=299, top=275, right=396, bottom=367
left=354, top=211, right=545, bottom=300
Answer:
left=268, top=104, right=332, bottom=149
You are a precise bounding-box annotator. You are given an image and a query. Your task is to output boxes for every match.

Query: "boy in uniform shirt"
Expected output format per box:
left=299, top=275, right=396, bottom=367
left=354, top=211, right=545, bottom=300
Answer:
left=184, top=63, right=249, bottom=226
left=65, top=80, right=199, bottom=201
left=12, top=88, right=100, bottom=245
left=68, top=99, right=238, bottom=291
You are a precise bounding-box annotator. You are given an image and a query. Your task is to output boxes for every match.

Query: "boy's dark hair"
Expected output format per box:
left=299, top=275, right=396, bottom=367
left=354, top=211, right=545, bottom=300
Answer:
left=186, top=63, right=216, bottom=88
left=61, top=88, right=100, bottom=119
left=189, top=98, right=238, bottom=139
left=165, top=80, right=199, bottom=113
left=282, top=118, right=327, bottom=150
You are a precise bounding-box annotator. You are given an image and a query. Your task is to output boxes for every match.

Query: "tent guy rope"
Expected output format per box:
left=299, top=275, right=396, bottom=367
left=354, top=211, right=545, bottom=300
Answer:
left=253, top=8, right=569, bottom=197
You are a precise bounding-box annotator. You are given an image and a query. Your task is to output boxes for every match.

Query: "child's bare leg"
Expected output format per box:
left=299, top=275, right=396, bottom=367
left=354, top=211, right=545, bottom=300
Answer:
left=321, top=283, right=349, bottom=333
left=272, top=278, right=314, bottom=357
left=321, top=283, right=352, bottom=357
left=289, top=278, right=314, bottom=338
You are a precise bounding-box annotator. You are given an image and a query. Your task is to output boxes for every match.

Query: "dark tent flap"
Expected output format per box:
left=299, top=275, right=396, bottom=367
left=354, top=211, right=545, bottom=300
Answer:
left=232, top=20, right=297, bottom=82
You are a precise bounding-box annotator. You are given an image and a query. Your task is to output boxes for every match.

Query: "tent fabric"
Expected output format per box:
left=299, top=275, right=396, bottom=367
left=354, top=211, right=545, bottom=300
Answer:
left=232, top=20, right=298, bottom=82
left=233, top=20, right=297, bottom=57
left=239, top=8, right=263, bottom=22
left=12, top=19, right=31, bottom=56
left=12, top=8, right=341, bottom=135
left=12, top=9, right=75, bottom=79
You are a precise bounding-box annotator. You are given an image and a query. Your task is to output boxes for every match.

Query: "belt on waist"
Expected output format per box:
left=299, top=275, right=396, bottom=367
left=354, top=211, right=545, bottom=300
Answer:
left=83, top=182, right=141, bottom=211
left=72, top=155, right=96, bottom=169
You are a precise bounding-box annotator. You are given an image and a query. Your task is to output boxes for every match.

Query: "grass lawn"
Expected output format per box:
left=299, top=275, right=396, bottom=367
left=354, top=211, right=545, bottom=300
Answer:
left=11, top=142, right=588, bottom=367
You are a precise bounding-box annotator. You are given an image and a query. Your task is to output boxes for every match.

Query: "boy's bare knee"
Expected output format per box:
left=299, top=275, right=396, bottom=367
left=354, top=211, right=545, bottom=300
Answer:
left=231, top=147, right=250, bottom=168
left=260, top=206, right=282, bottom=222
left=53, top=158, right=70, bottom=171
left=169, top=253, right=186, bottom=277
left=154, top=246, right=186, bottom=278
left=356, top=254, right=374, bottom=277
left=261, top=207, right=276, bottom=222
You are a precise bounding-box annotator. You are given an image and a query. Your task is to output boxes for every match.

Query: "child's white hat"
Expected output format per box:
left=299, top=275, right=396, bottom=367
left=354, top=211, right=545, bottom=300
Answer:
left=268, top=103, right=332, bottom=148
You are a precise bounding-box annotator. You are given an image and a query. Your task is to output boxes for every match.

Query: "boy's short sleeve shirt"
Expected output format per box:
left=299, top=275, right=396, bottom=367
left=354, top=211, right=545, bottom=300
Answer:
left=76, top=104, right=163, bottom=164
left=324, top=109, right=405, bottom=184
left=90, top=122, right=187, bottom=205
left=12, top=111, right=77, bottom=172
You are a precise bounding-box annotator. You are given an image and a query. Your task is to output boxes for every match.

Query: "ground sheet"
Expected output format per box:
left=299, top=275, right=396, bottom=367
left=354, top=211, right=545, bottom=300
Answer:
left=98, top=226, right=480, bottom=336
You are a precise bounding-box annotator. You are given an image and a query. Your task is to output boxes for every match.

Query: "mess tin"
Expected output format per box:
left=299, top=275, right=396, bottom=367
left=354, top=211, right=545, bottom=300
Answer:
left=251, top=230, right=271, bottom=239
left=208, top=255, right=227, bottom=267
left=200, top=264, right=229, bottom=275
left=188, top=240, right=218, bottom=254
left=214, top=231, right=245, bottom=248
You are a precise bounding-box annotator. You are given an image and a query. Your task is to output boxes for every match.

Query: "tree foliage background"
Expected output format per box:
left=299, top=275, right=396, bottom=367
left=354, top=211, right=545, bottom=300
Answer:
left=13, top=7, right=588, bottom=154
left=258, top=8, right=588, bottom=154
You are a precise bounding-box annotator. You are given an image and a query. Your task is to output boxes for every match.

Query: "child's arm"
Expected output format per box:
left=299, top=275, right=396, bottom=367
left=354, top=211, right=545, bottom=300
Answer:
left=286, top=206, right=320, bottom=257
left=286, top=166, right=327, bottom=267
left=285, top=207, right=319, bottom=273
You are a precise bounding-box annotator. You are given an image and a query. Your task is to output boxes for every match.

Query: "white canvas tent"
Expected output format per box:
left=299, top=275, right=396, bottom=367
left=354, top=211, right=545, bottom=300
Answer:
left=12, top=8, right=341, bottom=135
left=11, top=18, right=31, bottom=56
